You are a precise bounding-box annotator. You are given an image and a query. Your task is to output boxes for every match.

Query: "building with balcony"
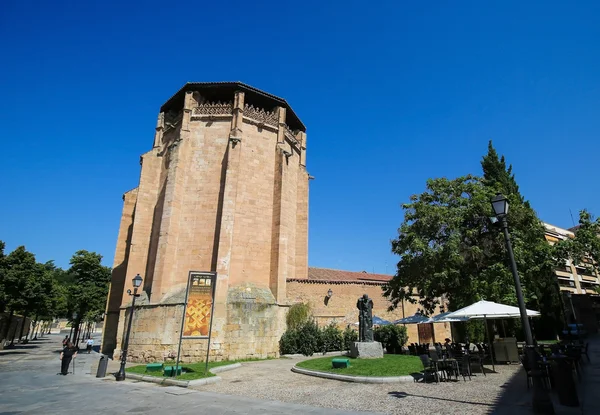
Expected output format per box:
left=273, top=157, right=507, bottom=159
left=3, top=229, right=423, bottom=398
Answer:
left=544, top=222, right=600, bottom=333
left=543, top=223, right=600, bottom=295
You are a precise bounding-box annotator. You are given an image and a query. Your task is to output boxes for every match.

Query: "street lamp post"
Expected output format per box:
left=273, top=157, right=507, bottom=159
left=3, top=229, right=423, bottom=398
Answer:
left=115, top=274, right=143, bottom=382
left=491, top=193, right=554, bottom=414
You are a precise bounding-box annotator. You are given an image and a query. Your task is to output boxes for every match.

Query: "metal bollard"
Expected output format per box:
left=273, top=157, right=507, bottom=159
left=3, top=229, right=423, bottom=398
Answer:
left=96, top=355, right=109, bottom=378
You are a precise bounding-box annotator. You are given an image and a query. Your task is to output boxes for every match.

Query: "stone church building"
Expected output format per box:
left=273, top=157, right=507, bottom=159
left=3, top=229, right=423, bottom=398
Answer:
left=102, top=82, right=448, bottom=362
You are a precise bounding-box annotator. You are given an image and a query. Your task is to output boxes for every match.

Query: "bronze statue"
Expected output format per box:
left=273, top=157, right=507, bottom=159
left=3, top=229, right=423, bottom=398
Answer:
left=356, top=294, right=374, bottom=342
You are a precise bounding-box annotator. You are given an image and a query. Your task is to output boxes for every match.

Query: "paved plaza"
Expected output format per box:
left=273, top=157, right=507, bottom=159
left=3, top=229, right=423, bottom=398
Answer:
left=1, top=332, right=599, bottom=414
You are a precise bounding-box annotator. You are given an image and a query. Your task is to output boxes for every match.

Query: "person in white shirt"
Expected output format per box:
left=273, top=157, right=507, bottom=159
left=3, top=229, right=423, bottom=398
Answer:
left=86, top=337, right=94, bottom=354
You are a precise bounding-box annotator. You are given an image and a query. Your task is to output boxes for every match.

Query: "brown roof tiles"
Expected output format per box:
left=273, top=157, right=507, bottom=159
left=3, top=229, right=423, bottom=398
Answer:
left=288, top=267, right=393, bottom=284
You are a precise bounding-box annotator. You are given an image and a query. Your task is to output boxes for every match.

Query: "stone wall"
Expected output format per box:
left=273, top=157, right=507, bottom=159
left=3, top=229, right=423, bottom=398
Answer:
left=118, top=283, right=286, bottom=363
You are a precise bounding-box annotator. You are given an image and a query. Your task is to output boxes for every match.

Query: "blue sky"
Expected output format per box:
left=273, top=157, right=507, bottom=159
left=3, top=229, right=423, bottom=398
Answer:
left=1, top=1, right=599, bottom=272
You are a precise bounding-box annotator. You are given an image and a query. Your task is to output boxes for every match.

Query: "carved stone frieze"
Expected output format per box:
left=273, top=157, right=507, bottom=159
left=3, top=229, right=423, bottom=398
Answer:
left=243, top=104, right=278, bottom=127
left=192, top=101, right=233, bottom=116
left=284, top=124, right=299, bottom=146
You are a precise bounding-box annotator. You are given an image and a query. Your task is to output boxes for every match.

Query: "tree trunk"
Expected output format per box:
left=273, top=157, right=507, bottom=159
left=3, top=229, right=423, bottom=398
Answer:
left=1, top=310, right=14, bottom=345
left=33, top=320, right=39, bottom=339
left=72, top=321, right=79, bottom=346
left=9, top=316, right=21, bottom=345
left=27, top=315, right=38, bottom=341
left=16, top=313, right=28, bottom=344
left=74, top=320, right=82, bottom=346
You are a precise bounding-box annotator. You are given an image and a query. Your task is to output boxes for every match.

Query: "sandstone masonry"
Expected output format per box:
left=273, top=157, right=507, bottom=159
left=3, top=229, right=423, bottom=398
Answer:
left=102, top=82, right=308, bottom=362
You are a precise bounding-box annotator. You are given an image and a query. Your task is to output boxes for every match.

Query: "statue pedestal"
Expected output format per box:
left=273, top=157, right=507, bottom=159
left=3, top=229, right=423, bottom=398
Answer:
left=350, top=341, right=384, bottom=359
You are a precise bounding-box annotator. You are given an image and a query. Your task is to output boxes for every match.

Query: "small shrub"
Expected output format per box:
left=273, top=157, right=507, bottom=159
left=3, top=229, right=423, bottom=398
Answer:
left=320, top=323, right=343, bottom=353
left=296, top=320, right=320, bottom=356
left=279, top=329, right=299, bottom=355
left=374, top=325, right=408, bottom=353
left=342, top=326, right=358, bottom=350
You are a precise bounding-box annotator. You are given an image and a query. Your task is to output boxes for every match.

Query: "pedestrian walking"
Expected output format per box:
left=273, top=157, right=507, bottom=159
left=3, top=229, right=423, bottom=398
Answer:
left=86, top=337, right=94, bottom=354
left=59, top=341, right=77, bottom=375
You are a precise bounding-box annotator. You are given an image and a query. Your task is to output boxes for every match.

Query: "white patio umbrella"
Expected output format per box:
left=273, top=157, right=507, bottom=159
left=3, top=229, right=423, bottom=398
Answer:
left=445, top=300, right=541, bottom=370
left=420, top=311, right=470, bottom=324
left=445, top=300, right=540, bottom=319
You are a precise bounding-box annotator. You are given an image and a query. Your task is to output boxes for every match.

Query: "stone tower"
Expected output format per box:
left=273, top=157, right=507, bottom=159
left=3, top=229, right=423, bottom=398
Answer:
left=102, top=82, right=309, bottom=362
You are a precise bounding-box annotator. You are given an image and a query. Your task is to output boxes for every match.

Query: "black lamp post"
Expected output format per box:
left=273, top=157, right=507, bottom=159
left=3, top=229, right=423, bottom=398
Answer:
left=115, top=274, right=143, bottom=382
left=491, top=193, right=554, bottom=414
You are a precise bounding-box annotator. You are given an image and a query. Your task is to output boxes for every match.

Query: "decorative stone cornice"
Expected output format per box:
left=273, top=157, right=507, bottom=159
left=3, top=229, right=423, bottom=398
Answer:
left=284, top=124, right=299, bottom=147
left=286, top=278, right=386, bottom=286
left=243, top=104, right=278, bottom=127
left=192, top=101, right=233, bottom=117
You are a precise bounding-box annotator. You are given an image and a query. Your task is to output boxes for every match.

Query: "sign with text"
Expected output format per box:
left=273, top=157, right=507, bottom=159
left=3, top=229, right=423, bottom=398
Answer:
left=182, top=272, right=216, bottom=338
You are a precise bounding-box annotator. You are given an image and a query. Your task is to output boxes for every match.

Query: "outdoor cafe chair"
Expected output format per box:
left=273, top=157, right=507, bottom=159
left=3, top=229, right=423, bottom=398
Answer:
left=419, top=354, right=440, bottom=383
left=583, top=342, right=590, bottom=363
left=456, top=355, right=472, bottom=382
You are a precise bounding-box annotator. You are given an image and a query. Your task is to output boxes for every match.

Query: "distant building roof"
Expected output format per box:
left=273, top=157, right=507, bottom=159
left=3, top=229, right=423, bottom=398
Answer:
left=288, top=267, right=394, bottom=285
left=543, top=222, right=575, bottom=239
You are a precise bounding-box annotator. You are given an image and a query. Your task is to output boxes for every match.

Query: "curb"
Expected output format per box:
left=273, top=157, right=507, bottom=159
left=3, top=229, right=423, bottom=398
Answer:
left=282, top=351, right=347, bottom=358
left=291, top=366, right=415, bottom=383
left=126, top=373, right=190, bottom=387
left=209, top=363, right=242, bottom=373
left=188, top=376, right=222, bottom=387
left=124, top=363, right=241, bottom=388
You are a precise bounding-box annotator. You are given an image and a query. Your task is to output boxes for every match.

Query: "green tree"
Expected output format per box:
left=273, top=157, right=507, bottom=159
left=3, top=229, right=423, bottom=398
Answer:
left=0, top=246, right=38, bottom=344
left=481, top=140, right=522, bottom=200
left=384, top=143, right=561, bottom=338
left=66, top=250, right=111, bottom=344
left=0, top=241, right=7, bottom=314
left=554, top=210, right=600, bottom=278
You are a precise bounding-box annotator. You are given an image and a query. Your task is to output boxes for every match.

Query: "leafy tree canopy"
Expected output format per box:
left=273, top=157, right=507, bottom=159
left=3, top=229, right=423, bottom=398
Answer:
left=384, top=142, right=561, bottom=335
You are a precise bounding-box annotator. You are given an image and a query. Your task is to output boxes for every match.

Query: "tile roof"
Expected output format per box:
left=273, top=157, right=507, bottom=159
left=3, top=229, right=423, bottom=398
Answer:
left=288, top=267, right=394, bottom=284
left=159, top=81, right=305, bottom=132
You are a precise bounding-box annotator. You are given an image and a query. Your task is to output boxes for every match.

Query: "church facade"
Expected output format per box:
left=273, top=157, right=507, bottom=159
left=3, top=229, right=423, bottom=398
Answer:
left=102, top=82, right=449, bottom=363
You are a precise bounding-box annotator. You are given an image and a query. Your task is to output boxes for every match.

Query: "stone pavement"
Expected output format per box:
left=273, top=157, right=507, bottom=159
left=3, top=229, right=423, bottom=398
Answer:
left=0, top=333, right=378, bottom=415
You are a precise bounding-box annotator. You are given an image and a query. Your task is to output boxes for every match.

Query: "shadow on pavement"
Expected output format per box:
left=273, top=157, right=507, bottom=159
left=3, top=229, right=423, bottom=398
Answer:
left=10, top=344, right=40, bottom=350
left=388, top=391, right=495, bottom=407
left=0, top=351, right=27, bottom=356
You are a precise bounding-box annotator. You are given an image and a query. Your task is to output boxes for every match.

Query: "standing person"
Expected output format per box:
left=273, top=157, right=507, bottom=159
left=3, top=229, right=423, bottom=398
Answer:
left=62, top=335, right=69, bottom=347
left=59, top=341, right=77, bottom=375
left=86, top=337, right=94, bottom=354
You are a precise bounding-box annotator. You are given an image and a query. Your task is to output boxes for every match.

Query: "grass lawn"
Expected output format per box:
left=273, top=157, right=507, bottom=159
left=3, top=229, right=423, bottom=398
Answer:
left=296, top=354, right=423, bottom=377
left=126, top=358, right=269, bottom=381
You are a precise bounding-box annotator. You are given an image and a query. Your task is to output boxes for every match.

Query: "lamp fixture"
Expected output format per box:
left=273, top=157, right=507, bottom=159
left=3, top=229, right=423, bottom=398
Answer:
left=132, top=274, right=143, bottom=288
left=491, top=193, right=509, bottom=217
left=327, top=289, right=333, bottom=298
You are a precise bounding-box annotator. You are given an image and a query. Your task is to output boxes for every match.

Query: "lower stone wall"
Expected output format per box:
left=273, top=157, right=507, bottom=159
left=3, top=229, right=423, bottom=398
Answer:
left=116, top=283, right=286, bottom=363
